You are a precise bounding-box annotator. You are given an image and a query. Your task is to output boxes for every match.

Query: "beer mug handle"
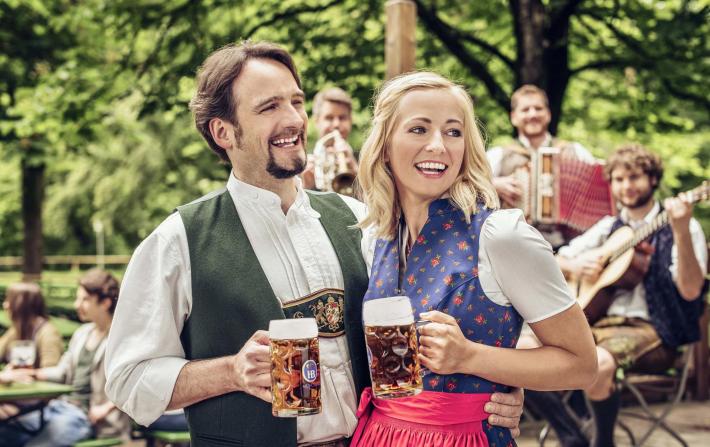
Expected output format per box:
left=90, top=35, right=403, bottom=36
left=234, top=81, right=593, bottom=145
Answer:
left=414, top=320, right=431, bottom=377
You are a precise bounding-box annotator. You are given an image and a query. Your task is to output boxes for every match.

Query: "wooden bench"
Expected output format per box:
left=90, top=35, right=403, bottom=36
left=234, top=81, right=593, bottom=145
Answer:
left=73, top=438, right=123, bottom=447
left=145, top=430, right=191, bottom=447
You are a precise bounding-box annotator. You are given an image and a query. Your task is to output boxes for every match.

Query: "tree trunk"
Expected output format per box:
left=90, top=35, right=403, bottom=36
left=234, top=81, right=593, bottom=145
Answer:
left=22, top=158, right=44, bottom=281
left=511, top=0, right=545, bottom=87
left=511, top=0, right=573, bottom=134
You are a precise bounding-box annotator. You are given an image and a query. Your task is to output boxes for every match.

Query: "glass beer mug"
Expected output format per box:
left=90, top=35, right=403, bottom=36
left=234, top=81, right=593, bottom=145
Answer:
left=269, top=318, right=321, bottom=417
left=9, top=340, right=37, bottom=368
left=363, top=296, right=423, bottom=399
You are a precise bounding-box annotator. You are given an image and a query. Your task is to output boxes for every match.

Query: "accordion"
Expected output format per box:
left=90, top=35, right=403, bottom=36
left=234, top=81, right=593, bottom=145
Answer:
left=512, top=147, right=615, bottom=232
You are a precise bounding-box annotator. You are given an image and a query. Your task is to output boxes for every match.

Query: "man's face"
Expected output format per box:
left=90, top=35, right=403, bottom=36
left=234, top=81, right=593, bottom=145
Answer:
left=610, top=166, right=655, bottom=209
left=74, top=287, right=110, bottom=323
left=315, top=100, right=352, bottom=140
left=228, top=59, right=308, bottom=180
left=510, top=93, right=551, bottom=140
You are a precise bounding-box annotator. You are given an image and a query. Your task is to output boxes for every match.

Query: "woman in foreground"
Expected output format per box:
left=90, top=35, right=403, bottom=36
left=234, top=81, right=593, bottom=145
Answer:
left=352, top=72, right=597, bottom=447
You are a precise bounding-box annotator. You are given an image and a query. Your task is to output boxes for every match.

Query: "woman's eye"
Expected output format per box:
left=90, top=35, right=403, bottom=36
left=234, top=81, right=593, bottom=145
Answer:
left=409, top=126, right=425, bottom=134
left=447, top=128, right=462, bottom=137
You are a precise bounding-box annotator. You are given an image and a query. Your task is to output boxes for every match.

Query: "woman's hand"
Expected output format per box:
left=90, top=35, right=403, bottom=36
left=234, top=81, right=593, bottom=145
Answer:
left=417, top=311, right=474, bottom=375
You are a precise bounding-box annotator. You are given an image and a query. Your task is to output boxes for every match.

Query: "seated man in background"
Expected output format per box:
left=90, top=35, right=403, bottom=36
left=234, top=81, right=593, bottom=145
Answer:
left=487, top=84, right=594, bottom=248
left=519, top=144, right=708, bottom=447
left=0, top=269, right=130, bottom=447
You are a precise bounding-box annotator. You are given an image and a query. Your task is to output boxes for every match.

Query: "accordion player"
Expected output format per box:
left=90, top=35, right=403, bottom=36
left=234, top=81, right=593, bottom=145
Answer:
left=496, top=141, right=616, bottom=248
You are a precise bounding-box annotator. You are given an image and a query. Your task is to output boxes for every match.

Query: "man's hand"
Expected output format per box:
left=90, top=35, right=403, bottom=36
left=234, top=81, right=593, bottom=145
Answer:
left=665, top=195, right=693, bottom=235
left=88, top=401, right=115, bottom=425
left=572, top=251, right=605, bottom=282
left=485, top=387, right=524, bottom=438
left=493, top=176, right=523, bottom=206
left=232, top=330, right=272, bottom=402
left=0, top=367, right=35, bottom=384
left=331, top=135, right=358, bottom=172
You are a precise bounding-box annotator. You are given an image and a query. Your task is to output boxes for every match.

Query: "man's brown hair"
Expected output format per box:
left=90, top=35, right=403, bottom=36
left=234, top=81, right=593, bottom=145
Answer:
left=604, top=143, right=664, bottom=188
left=312, top=87, right=352, bottom=118
left=510, top=84, right=549, bottom=110
left=79, top=268, right=120, bottom=314
left=189, top=41, right=302, bottom=162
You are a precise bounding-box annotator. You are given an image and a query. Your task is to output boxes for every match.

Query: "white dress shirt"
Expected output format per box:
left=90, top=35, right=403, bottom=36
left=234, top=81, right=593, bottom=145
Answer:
left=486, top=132, right=595, bottom=177
left=107, top=175, right=572, bottom=443
left=105, top=174, right=371, bottom=445
left=557, top=202, right=708, bottom=320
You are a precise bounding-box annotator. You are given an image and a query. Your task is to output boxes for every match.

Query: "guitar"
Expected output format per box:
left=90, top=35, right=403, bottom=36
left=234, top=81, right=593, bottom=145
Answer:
left=566, top=181, right=709, bottom=324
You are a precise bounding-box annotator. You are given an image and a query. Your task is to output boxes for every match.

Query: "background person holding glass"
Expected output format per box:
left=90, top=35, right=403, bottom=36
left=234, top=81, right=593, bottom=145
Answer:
left=353, top=72, right=598, bottom=447
left=0, top=283, right=63, bottom=370
left=0, top=269, right=130, bottom=447
left=0, top=283, right=64, bottom=422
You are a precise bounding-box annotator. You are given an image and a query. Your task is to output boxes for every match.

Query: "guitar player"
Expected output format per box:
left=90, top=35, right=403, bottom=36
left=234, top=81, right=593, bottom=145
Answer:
left=520, top=144, right=708, bottom=447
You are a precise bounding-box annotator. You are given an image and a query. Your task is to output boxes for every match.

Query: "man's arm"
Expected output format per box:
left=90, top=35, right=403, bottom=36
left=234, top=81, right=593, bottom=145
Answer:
left=105, top=216, right=193, bottom=426
left=666, top=196, right=706, bottom=300
left=167, top=331, right=272, bottom=410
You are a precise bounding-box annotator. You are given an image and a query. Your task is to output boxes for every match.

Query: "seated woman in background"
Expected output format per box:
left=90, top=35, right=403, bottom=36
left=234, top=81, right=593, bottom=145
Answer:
left=352, top=72, right=598, bottom=447
left=0, top=282, right=63, bottom=369
left=0, top=282, right=64, bottom=420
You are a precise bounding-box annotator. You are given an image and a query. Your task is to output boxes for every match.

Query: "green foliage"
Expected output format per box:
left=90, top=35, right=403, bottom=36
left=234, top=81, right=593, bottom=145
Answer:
left=0, top=0, right=707, bottom=256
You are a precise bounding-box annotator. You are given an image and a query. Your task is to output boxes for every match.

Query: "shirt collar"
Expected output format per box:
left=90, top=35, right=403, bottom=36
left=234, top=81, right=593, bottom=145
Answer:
left=620, top=201, right=660, bottom=228
left=226, top=172, right=320, bottom=218
left=518, top=132, right=553, bottom=149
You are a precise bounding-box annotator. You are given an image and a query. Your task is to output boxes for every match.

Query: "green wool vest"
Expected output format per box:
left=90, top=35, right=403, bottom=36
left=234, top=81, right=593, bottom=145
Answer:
left=177, top=189, right=370, bottom=447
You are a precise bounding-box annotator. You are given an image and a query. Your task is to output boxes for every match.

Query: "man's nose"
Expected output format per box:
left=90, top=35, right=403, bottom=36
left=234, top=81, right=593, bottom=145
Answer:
left=284, top=103, right=305, bottom=128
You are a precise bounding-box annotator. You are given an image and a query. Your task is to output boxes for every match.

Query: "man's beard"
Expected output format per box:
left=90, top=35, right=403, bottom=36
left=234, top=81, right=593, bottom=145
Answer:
left=233, top=126, right=306, bottom=179
left=266, top=143, right=306, bottom=179
left=623, top=187, right=655, bottom=209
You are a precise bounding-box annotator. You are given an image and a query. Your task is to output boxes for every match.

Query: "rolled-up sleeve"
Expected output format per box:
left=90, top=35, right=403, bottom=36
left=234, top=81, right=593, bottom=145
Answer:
left=105, top=213, right=192, bottom=426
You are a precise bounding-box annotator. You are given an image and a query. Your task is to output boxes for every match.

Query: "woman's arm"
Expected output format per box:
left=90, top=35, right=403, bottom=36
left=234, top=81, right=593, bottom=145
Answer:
left=418, top=306, right=597, bottom=390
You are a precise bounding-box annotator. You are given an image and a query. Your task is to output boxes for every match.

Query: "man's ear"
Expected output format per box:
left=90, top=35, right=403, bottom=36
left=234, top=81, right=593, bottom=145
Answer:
left=209, top=118, right=234, bottom=151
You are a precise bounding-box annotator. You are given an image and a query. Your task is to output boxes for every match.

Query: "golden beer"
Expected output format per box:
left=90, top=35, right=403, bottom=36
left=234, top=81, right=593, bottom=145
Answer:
left=269, top=318, right=321, bottom=417
left=363, top=297, right=423, bottom=399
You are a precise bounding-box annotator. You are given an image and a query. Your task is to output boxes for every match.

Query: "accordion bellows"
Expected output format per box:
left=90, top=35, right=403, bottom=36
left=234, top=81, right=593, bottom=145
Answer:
left=514, top=147, right=616, bottom=231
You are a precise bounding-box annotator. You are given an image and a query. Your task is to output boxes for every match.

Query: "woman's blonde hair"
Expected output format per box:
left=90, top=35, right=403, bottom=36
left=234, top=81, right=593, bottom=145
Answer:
left=358, top=71, right=499, bottom=238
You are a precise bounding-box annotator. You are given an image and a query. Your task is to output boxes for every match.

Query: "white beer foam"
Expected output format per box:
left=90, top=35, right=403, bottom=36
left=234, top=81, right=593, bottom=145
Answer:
left=363, top=296, right=414, bottom=326
left=269, top=318, right=318, bottom=340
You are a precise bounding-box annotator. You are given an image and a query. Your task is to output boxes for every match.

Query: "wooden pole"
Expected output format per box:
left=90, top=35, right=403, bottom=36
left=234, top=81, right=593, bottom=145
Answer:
left=385, top=0, right=416, bottom=80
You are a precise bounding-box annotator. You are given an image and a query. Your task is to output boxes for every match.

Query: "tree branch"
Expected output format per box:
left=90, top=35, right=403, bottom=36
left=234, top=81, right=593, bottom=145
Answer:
left=455, top=31, right=515, bottom=70
left=243, top=0, right=342, bottom=39
left=414, top=0, right=510, bottom=111
left=549, top=0, right=585, bottom=32
left=569, top=58, right=630, bottom=75
left=661, top=78, right=710, bottom=114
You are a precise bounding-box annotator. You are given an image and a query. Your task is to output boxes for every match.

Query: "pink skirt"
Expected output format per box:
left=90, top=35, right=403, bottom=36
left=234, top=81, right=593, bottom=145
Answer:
left=350, top=388, right=491, bottom=447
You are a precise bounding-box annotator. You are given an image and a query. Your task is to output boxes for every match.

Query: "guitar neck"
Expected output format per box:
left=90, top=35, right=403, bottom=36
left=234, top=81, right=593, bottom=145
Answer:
left=607, top=181, right=709, bottom=263
left=608, top=212, right=668, bottom=262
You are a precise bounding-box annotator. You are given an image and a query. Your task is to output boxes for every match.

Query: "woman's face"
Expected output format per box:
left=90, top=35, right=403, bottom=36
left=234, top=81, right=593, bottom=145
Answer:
left=387, top=88, right=465, bottom=205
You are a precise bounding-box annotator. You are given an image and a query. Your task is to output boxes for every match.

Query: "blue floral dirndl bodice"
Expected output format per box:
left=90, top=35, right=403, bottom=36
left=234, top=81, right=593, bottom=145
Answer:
left=364, top=199, right=524, bottom=446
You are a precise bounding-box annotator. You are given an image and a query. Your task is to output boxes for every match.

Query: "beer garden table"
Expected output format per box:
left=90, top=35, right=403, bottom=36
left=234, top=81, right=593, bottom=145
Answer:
left=0, top=381, right=74, bottom=434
